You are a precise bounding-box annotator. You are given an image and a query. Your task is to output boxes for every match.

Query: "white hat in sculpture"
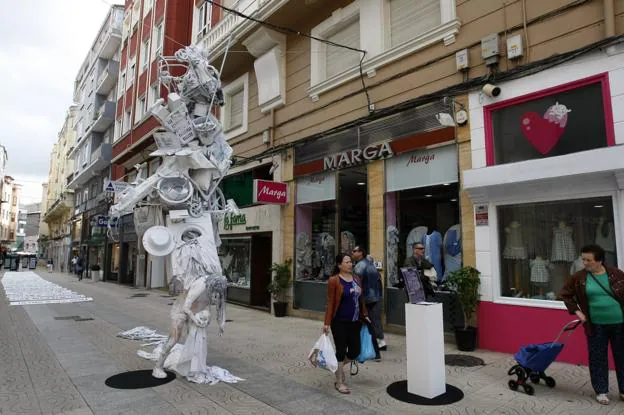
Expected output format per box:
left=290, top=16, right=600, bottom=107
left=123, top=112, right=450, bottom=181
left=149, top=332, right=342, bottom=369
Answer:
left=142, top=226, right=176, bottom=257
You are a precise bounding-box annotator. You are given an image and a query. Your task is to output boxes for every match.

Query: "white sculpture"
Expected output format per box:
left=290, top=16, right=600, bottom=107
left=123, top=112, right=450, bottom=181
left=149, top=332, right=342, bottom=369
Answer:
left=109, top=45, right=240, bottom=383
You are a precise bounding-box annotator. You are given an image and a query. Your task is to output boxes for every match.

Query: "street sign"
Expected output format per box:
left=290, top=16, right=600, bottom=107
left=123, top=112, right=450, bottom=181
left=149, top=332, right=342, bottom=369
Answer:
left=104, top=180, right=130, bottom=193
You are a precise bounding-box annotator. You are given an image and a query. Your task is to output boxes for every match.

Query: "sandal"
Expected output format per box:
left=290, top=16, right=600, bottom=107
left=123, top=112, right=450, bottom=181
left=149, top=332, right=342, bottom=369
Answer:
left=335, top=382, right=351, bottom=394
left=596, top=394, right=609, bottom=405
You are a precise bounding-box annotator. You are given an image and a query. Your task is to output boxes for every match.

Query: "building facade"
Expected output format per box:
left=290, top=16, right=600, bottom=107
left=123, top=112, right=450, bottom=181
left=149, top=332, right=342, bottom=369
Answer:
left=67, top=4, right=124, bottom=281
left=42, top=106, right=78, bottom=271
left=22, top=202, right=42, bottom=256
left=0, top=176, right=21, bottom=250
left=190, top=0, right=624, bottom=351
left=111, top=0, right=194, bottom=288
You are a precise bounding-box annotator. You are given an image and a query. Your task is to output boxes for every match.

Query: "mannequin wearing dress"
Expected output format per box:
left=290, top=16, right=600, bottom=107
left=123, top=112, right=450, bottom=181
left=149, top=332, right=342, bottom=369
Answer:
left=386, top=226, right=400, bottom=287
left=529, top=255, right=550, bottom=297
left=551, top=221, right=576, bottom=294
left=423, top=229, right=443, bottom=282
left=443, top=224, right=462, bottom=279
left=503, top=221, right=527, bottom=295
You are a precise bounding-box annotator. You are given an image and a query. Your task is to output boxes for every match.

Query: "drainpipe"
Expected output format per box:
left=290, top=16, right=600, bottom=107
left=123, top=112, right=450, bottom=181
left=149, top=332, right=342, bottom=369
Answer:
left=604, top=0, right=615, bottom=38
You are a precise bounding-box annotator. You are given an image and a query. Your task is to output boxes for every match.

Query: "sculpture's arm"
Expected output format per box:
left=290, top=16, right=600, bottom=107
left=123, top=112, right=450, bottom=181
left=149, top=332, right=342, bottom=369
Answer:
left=183, top=277, right=207, bottom=327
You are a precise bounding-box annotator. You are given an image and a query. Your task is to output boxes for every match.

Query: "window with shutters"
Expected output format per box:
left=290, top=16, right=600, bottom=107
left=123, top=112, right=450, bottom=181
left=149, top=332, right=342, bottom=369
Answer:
left=325, top=19, right=361, bottom=80
left=195, top=1, right=212, bottom=42
left=388, top=0, right=441, bottom=49
left=221, top=72, right=249, bottom=140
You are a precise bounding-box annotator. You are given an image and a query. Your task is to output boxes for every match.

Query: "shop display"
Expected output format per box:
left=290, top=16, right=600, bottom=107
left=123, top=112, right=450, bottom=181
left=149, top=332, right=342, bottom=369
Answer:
left=550, top=222, right=576, bottom=262
left=569, top=255, right=584, bottom=274
left=108, top=45, right=240, bottom=384
left=423, top=230, right=443, bottom=283
left=400, top=267, right=426, bottom=304
left=218, top=238, right=251, bottom=287
left=296, top=232, right=313, bottom=281
left=386, top=226, right=400, bottom=287
left=503, top=221, right=528, bottom=260
left=314, top=232, right=336, bottom=280
left=595, top=217, right=616, bottom=266
left=529, top=256, right=551, bottom=297
left=340, top=230, right=356, bottom=254
left=406, top=226, right=428, bottom=259
left=443, top=224, right=462, bottom=279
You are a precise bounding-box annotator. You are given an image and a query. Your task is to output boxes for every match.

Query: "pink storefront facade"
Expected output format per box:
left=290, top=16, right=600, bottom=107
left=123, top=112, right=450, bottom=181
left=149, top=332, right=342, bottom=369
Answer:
left=463, top=48, right=624, bottom=366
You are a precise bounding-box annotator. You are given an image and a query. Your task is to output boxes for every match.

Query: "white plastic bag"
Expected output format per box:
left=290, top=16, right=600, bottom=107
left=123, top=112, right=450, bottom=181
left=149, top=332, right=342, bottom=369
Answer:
left=308, top=334, right=338, bottom=373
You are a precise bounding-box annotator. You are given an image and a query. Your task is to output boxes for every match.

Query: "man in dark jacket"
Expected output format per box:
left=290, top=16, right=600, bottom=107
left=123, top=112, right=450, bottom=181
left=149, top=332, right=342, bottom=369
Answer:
left=400, top=242, right=436, bottom=298
left=352, top=246, right=385, bottom=353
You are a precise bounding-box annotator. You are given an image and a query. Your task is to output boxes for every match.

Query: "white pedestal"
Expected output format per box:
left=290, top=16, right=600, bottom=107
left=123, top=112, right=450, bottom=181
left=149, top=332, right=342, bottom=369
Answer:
left=405, top=303, right=446, bottom=399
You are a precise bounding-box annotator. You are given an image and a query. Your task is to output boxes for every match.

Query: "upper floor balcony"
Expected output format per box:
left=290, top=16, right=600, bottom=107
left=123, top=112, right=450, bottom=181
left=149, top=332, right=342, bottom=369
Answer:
left=94, top=10, right=123, bottom=60
left=197, top=0, right=290, bottom=61
left=67, top=143, right=112, bottom=190
left=96, top=60, right=119, bottom=95
left=91, top=101, right=116, bottom=133
left=43, top=191, right=74, bottom=223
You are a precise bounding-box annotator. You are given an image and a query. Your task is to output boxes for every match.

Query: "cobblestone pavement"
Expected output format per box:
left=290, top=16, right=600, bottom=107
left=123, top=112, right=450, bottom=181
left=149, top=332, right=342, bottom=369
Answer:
left=1, top=270, right=624, bottom=414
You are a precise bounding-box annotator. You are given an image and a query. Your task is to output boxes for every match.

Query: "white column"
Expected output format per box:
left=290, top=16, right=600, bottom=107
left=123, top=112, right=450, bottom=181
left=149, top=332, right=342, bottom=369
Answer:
left=405, top=303, right=446, bottom=398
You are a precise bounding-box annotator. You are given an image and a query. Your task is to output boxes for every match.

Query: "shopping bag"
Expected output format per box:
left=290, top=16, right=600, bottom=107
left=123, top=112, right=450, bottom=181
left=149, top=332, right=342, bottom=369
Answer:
left=356, top=324, right=376, bottom=363
left=308, top=334, right=338, bottom=373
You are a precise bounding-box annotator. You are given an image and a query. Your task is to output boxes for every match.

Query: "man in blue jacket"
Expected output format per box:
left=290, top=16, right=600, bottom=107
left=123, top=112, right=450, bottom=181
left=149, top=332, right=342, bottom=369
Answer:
left=352, top=246, right=386, bottom=353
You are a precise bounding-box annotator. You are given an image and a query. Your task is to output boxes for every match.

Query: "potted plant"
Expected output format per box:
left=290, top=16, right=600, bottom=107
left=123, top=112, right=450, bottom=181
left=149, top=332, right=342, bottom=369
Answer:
left=91, top=264, right=102, bottom=281
left=447, top=266, right=481, bottom=351
left=267, top=258, right=292, bottom=317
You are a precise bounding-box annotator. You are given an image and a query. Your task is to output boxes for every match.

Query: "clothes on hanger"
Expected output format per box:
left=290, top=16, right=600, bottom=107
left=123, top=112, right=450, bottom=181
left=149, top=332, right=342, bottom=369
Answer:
left=443, top=224, right=462, bottom=279
left=423, top=230, right=443, bottom=282
left=551, top=224, right=576, bottom=262
left=502, top=221, right=527, bottom=260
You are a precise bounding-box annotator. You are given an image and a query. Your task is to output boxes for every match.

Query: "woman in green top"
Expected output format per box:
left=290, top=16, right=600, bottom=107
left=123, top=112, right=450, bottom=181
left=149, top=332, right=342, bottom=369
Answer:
left=561, top=244, right=624, bottom=405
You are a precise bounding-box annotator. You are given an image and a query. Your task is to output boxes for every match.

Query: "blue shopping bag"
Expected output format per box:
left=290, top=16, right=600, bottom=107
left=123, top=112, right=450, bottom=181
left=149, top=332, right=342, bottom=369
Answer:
left=357, top=324, right=376, bottom=363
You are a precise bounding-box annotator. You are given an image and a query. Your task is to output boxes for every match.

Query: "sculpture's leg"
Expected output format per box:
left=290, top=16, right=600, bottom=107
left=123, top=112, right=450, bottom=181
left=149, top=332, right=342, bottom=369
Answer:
left=152, top=317, right=185, bottom=378
left=183, top=277, right=208, bottom=328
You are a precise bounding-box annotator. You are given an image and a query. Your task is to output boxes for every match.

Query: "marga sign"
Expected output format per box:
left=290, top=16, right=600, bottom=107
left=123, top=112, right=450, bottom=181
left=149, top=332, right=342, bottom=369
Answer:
left=324, top=141, right=393, bottom=170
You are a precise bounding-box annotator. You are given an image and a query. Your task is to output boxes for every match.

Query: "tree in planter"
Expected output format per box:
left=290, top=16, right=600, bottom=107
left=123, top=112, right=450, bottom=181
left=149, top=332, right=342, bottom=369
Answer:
left=267, top=258, right=292, bottom=317
left=447, top=266, right=481, bottom=351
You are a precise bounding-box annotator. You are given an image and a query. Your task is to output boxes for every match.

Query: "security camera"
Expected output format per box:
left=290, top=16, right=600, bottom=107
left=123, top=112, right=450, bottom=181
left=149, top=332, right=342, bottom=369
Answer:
left=482, top=84, right=501, bottom=97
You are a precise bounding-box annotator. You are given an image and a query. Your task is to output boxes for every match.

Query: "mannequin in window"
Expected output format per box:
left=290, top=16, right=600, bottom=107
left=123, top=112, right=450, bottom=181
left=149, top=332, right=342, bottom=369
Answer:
left=296, top=232, right=312, bottom=280
left=551, top=221, right=576, bottom=294
left=340, top=231, right=356, bottom=255
left=596, top=217, right=616, bottom=266
left=529, top=255, right=550, bottom=298
left=422, top=226, right=443, bottom=283
left=316, top=232, right=336, bottom=280
left=502, top=221, right=527, bottom=296
left=406, top=226, right=428, bottom=261
left=443, top=224, right=461, bottom=279
left=386, top=226, right=400, bottom=287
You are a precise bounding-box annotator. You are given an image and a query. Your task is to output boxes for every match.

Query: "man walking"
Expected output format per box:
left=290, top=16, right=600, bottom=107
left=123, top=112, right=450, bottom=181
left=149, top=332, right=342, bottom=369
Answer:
left=352, top=246, right=386, bottom=353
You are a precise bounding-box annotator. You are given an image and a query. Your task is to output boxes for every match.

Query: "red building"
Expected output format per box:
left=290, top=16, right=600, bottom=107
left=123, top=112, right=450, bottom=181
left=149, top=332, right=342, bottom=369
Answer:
left=112, top=0, right=195, bottom=181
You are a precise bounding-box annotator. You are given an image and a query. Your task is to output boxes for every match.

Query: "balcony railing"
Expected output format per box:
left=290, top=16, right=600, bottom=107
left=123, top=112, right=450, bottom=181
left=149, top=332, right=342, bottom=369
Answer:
left=199, top=0, right=280, bottom=57
left=96, top=60, right=119, bottom=95
left=67, top=144, right=112, bottom=190
left=92, top=101, right=115, bottom=133
left=94, top=11, right=123, bottom=60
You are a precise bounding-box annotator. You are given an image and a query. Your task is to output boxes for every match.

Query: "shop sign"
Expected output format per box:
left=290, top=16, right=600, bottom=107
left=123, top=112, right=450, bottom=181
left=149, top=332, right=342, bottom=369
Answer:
left=90, top=215, right=118, bottom=228
left=475, top=205, right=489, bottom=226
left=296, top=171, right=336, bottom=205
left=104, top=180, right=130, bottom=194
left=224, top=213, right=247, bottom=231
left=385, top=144, right=458, bottom=193
left=253, top=180, right=289, bottom=205
left=324, top=141, right=393, bottom=170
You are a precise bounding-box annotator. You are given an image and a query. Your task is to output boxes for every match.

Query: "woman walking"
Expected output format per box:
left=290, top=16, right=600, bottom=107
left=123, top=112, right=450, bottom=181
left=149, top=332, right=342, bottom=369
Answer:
left=323, top=253, right=370, bottom=394
left=560, top=244, right=624, bottom=405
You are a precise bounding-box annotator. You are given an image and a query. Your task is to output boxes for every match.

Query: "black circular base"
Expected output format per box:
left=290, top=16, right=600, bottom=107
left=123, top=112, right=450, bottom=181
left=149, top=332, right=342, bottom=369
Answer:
left=105, top=370, right=176, bottom=389
left=386, top=381, right=464, bottom=406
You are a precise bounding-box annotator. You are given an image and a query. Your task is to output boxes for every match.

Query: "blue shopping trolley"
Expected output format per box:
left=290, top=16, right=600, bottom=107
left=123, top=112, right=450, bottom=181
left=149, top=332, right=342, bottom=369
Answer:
left=507, top=319, right=581, bottom=395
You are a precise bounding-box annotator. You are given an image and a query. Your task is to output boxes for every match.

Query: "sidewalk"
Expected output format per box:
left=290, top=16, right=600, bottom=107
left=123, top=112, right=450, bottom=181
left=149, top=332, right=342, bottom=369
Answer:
left=0, top=269, right=623, bottom=414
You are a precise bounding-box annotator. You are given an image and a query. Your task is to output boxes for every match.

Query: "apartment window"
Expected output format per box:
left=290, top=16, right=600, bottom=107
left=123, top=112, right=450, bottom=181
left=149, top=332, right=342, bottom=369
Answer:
left=153, top=21, right=164, bottom=58
left=149, top=83, right=160, bottom=106
left=119, top=71, right=126, bottom=93
left=140, top=39, right=150, bottom=71
left=143, top=0, right=153, bottom=14
left=196, top=1, right=212, bottom=41
left=128, top=58, right=136, bottom=87
left=123, top=108, right=132, bottom=133
left=115, top=118, right=123, bottom=141
left=310, top=1, right=360, bottom=87
left=388, top=0, right=440, bottom=48
left=12, top=196, right=16, bottom=206
left=221, top=73, right=249, bottom=139
left=135, top=95, right=147, bottom=123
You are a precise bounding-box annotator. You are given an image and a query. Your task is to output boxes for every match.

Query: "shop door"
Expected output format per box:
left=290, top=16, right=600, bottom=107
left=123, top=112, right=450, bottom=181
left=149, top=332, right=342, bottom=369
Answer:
left=250, top=234, right=272, bottom=309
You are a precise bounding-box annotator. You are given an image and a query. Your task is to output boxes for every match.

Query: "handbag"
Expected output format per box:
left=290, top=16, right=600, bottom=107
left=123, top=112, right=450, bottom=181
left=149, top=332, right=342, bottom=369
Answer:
left=588, top=272, right=624, bottom=306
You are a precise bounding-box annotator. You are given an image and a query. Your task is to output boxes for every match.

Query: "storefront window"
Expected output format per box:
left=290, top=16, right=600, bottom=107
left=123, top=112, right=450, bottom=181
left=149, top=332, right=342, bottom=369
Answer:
left=111, top=243, right=120, bottom=274
left=497, top=197, right=617, bottom=300
left=219, top=237, right=251, bottom=288
left=489, top=75, right=611, bottom=165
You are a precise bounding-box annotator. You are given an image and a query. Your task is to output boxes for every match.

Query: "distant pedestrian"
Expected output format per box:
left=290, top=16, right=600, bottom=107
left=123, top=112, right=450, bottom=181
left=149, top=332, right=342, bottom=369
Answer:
left=323, top=253, right=370, bottom=394
left=47, top=258, right=53, bottom=273
left=75, top=256, right=84, bottom=281
left=351, top=245, right=385, bottom=355
left=560, top=244, right=624, bottom=405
